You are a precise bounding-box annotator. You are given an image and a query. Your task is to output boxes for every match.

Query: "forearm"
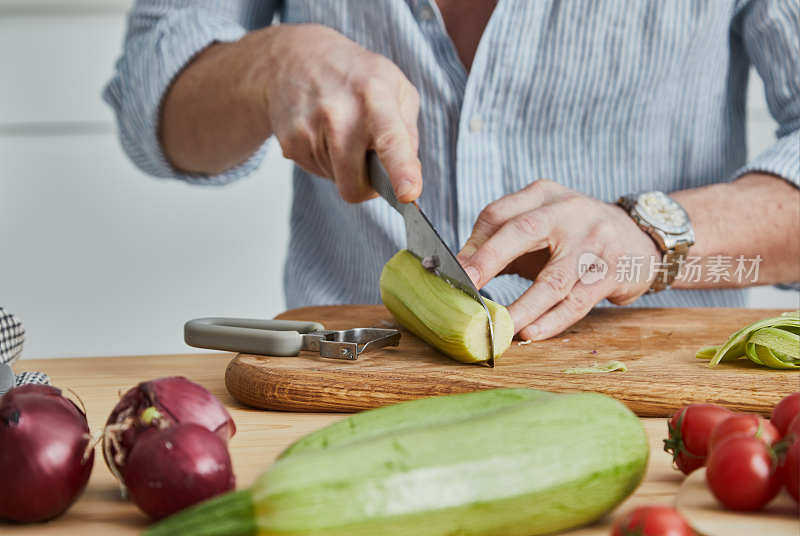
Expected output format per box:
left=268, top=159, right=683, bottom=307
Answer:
left=161, top=28, right=276, bottom=175
left=671, top=173, right=800, bottom=288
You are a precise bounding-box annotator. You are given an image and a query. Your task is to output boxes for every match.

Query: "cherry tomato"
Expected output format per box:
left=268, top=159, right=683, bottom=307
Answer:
left=780, top=440, right=799, bottom=503
left=771, top=392, right=800, bottom=437
left=610, top=505, right=695, bottom=536
left=706, top=436, right=781, bottom=511
left=708, top=414, right=779, bottom=453
left=664, top=404, right=733, bottom=474
left=784, top=414, right=800, bottom=443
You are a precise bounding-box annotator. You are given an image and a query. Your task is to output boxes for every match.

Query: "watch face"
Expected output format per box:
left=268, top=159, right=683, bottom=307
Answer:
left=635, top=192, right=690, bottom=235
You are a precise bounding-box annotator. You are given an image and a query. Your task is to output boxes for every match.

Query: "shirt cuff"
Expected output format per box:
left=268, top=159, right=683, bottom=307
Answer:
left=103, top=8, right=267, bottom=185
left=730, top=130, right=800, bottom=188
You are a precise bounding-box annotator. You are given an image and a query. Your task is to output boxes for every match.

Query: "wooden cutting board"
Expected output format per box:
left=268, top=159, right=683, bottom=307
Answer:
left=225, top=306, right=798, bottom=416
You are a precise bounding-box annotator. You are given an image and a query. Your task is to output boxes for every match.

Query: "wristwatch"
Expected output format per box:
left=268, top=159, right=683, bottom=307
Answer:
left=617, top=191, right=695, bottom=292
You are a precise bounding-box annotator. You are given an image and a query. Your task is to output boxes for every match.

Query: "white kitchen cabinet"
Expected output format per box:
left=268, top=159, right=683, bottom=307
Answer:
left=0, top=133, right=293, bottom=358
left=0, top=13, right=126, bottom=125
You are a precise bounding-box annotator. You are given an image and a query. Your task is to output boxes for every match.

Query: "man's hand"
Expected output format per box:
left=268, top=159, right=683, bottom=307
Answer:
left=259, top=25, right=422, bottom=202
left=162, top=24, right=422, bottom=203
left=457, top=180, right=660, bottom=341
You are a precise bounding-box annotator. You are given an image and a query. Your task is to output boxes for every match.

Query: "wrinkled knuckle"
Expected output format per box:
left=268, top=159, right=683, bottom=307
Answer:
left=373, top=129, right=402, bottom=154
left=324, top=128, right=348, bottom=161
left=564, top=291, right=591, bottom=314
left=532, top=178, right=557, bottom=191
left=478, top=203, right=505, bottom=228
left=540, top=267, right=571, bottom=297
left=515, top=300, right=539, bottom=325
left=559, top=193, right=589, bottom=211
left=284, top=120, right=314, bottom=148
left=356, top=75, right=387, bottom=101
left=326, top=139, right=346, bottom=164
left=592, top=219, right=617, bottom=242
left=351, top=75, right=370, bottom=97
left=315, top=104, right=345, bottom=134
left=367, top=53, right=392, bottom=72
left=511, top=212, right=540, bottom=237
left=352, top=75, right=371, bottom=99
left=475, top=242, right=500, bottom=271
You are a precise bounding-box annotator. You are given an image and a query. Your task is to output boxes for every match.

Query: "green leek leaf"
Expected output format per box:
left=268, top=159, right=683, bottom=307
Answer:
left=563, top=360, right=628, bottom=374
left=697, top=311, right=800, bottom=369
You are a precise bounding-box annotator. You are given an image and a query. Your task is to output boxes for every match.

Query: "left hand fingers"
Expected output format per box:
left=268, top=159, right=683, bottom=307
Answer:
left=457, top=179, right=563, bottom=261
left=517, top=277, right=613, bottom=341
left=460, top=207, right=554, bottom=289
left=505, top=253, right=581, bottom=333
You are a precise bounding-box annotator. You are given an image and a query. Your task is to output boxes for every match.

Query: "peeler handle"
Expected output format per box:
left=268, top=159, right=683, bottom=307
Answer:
left=184, top=317, right=325, bottom=357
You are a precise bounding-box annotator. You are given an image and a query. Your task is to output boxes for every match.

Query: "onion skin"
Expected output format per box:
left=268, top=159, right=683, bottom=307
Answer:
left=123, top=423, right=235, bottom=520
left=2, top=384, right=64, bottom=403
left=103, top=376, right=236, bottom=479
left=0, top=385, right=94, bottom=522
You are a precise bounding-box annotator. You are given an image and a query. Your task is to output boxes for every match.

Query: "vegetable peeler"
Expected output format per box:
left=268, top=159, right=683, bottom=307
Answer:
left=183, top=318, right=401, bottom=361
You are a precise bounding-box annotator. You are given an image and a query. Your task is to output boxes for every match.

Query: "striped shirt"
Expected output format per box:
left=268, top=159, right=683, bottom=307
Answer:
left=104, top=0, right=800, bottom=310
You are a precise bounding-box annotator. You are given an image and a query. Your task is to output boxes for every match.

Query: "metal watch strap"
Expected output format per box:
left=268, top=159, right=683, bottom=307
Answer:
left=650, top=242, right=690, bottom=293
left=616, top=193, right=691, bottom=293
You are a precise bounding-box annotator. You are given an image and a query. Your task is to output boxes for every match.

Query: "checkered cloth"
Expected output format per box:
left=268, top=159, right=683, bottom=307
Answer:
left=0, top=307, right=25, bottom=365
left=0, top=308, right=50, bottom=388
left=14, top=371, right=51, bottom=386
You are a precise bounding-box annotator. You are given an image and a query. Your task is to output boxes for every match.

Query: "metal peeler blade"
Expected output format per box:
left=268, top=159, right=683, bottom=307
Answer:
left=184, top=318, right=400, bottom=360
left=303, top=328, right=401, bottom=360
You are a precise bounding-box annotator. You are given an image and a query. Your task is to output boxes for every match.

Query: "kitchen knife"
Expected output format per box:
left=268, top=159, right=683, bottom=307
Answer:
left=368, top=152, right=495, bottom=366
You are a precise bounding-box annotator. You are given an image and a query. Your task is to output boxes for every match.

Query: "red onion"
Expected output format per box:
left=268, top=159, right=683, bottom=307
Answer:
left=103, top=376, right=235, bottom=481
left=3, top=384, right=61, bottom=398
left=123, top=423, right=235, bottom=520
left=0, top=385, right=94, bottom=522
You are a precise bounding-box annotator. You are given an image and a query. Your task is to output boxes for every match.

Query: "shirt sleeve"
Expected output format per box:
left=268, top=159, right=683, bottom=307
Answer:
left=103, top=1, right=280, bottom=184
left=732, top=0, right=800, bottom=187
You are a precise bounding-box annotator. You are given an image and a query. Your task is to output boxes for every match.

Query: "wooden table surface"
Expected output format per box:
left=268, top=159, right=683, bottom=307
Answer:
left=2, top=353, right=693, bottom=534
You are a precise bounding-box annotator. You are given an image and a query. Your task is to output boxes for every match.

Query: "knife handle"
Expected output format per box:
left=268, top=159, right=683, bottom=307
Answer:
left=184, top=317, right=325, bottom=357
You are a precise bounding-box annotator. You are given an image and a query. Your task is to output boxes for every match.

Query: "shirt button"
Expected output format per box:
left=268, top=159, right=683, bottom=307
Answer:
left=419, top=5, right=435, bottom=21
left=469, top=116, right=484, bottom=133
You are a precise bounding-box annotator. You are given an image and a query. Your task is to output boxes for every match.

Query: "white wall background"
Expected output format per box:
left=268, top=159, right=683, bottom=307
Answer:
left=2, top=1, right=797, bottom=359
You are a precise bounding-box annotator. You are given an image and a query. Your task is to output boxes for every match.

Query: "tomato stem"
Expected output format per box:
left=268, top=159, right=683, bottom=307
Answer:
left=663, top=408, right=702, bottom=464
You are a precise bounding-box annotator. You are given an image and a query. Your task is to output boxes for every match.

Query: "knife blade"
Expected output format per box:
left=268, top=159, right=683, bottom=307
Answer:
left=368, top=152, right=495, bottom=366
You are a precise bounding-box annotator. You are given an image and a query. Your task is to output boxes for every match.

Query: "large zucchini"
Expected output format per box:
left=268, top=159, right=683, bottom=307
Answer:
left=280, top=388, right=555, bottom=459
left=380, top=249, right=514, bottom=364
left=146, top=389, right=649, bottom=536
